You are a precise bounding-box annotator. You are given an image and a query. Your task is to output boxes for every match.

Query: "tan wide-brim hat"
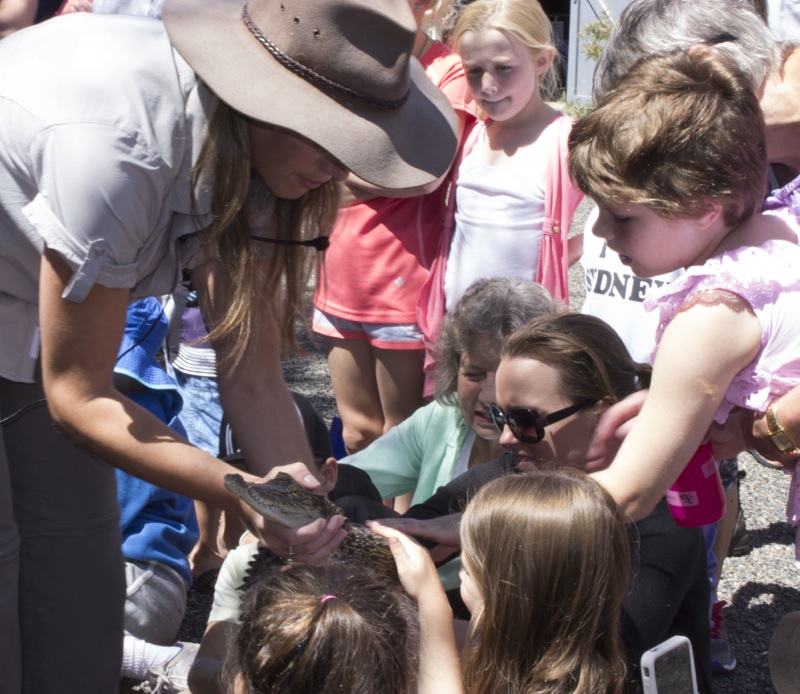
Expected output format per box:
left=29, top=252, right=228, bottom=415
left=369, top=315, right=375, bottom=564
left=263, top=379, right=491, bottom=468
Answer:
left=770, top=611, right=800, bottom=693
left=162, top=0, right=459, bottom=189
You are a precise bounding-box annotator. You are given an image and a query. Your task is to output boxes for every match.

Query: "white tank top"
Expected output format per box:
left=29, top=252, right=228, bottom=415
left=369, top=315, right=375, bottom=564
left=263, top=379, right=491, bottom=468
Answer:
left=444, top=124, right=547, bottom=313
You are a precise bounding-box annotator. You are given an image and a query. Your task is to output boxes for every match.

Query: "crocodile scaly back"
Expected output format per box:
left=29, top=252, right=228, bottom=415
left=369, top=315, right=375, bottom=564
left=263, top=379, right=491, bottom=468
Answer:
left=225, top=472, right=398, bottom=586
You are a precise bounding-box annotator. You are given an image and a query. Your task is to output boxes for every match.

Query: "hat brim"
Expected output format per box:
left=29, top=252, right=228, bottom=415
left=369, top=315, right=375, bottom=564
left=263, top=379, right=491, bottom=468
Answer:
left=115, top=347, right=178, bottom=391
left=162, top=0, right=459, bottom=189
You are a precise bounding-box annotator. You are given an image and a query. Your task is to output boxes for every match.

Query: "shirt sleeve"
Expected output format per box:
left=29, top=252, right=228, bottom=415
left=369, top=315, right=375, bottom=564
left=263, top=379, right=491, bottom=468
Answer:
left=343, top=407, right=429, bottom=498
left=21, top=121, right=175, bottom=302
left=208, top=542, right=260, bottom=625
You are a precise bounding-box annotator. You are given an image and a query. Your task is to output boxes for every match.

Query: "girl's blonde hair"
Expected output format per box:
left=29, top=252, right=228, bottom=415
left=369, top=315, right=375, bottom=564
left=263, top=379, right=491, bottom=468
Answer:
left=192, top=94, right=340, bottom=371
left=460, top=469, right=630, bottom=694
left=451, top=0, right=561, bottom=101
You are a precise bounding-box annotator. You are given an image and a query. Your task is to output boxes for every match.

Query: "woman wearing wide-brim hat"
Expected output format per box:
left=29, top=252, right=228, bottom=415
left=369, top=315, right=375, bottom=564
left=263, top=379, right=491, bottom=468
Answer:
left=0, top=0, right=459, bottom=690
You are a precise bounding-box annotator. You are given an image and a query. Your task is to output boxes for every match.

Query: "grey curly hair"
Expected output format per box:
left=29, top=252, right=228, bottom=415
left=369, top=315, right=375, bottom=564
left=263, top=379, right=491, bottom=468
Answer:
left=593, top=0, right=783, bottom=103
left=433, top=277, right=561, bottom=405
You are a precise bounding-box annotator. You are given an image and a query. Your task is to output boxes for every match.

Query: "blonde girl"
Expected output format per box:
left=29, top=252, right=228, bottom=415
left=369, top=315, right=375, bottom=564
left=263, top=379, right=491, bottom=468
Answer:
left=418, top=0, right=583, bottom=388
left=373, top=469, right=630, bottom=694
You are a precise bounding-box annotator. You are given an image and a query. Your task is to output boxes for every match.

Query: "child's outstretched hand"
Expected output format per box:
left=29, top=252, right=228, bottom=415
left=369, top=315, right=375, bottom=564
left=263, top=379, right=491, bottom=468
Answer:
left=585, top=389, right=648, bottom=471
left=368, top=521, right=443, bottom=602
left=370, top=521, right=463, bottom=694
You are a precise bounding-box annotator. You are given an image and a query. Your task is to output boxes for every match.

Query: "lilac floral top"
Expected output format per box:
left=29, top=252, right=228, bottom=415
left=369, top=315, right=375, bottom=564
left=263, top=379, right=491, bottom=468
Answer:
left=645, top=204, right=800, bottom=560
left=764, top=175, right=800, bottom=215
left=646, top=207, right=800, bottom=423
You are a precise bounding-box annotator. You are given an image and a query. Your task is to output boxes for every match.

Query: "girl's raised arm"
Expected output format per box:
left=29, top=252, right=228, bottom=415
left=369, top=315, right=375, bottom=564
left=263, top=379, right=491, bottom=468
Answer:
left=369, top=522, right=464, bottom=694
left=592, top=292, right=761, bottom=519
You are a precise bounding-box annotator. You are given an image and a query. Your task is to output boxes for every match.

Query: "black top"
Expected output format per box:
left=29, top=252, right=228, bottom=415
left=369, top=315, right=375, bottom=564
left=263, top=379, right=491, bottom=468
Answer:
left=333, top=454, right=712, bottom=694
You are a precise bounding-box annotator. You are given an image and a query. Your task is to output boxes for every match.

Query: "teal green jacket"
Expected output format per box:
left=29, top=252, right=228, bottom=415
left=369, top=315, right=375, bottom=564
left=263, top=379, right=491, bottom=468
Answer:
left=343, top=400, right=472, bottom=507
left=343, top=400, right=472, bottom=589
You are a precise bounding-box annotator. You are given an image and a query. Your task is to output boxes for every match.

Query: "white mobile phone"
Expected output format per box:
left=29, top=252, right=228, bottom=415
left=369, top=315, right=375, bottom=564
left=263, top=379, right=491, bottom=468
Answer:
left=640, top=635, right=699, bottom=694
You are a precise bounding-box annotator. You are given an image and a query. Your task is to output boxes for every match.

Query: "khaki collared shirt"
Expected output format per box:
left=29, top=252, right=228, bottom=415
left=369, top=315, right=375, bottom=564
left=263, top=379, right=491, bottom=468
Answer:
left=0, top=12, right=210, bottom=382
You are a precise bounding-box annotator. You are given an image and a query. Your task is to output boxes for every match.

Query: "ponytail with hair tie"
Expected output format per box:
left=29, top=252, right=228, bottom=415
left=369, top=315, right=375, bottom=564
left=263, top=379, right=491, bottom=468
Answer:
left=634, top=362, right=653, bottom=390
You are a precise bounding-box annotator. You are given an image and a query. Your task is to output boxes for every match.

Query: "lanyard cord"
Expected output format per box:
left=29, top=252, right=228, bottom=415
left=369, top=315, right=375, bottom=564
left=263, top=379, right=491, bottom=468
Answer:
left=0, top=398, right=48, bottom=426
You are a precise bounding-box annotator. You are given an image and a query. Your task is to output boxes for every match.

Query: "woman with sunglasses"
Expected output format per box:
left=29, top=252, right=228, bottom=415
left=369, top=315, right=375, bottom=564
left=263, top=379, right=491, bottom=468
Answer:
left=340, top=276, right=559, bottom=507
left=378, top=312, right=712, bottom=693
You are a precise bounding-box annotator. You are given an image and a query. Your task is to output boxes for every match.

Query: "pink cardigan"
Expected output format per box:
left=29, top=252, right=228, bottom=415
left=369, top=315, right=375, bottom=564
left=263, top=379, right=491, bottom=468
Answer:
left=416, top=114, right=584, bottom=387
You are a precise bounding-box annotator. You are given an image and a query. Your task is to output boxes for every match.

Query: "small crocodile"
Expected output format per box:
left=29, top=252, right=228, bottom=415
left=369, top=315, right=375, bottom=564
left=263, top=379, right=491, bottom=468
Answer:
left=224, top=472, right=398, bottom=585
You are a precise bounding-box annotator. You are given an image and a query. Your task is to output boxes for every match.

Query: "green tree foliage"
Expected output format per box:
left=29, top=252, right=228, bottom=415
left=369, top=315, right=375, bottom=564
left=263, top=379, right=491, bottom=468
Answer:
left=577, top=11, right=613, bottom=62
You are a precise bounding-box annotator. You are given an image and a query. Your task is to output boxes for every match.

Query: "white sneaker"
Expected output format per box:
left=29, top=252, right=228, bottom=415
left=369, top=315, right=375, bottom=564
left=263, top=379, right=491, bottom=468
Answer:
left=141, top=642, right=200, bottom=694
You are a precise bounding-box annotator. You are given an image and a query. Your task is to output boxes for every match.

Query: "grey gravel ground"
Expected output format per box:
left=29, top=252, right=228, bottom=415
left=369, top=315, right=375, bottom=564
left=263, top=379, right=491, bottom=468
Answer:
left=714, top=454, right=799, bottom=693
left=178, top=199, right=800, bottom=692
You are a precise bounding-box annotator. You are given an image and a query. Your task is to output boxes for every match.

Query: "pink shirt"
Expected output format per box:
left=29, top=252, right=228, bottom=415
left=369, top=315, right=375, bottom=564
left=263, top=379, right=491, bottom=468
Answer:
left=646, top=211, right=800, bottom=423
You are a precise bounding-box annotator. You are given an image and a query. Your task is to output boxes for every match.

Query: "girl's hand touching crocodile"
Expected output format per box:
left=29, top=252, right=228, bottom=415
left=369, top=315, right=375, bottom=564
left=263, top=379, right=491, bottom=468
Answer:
left=371, top=514, right=461, bottom=562
left=368, top=521, right=441, bottom=601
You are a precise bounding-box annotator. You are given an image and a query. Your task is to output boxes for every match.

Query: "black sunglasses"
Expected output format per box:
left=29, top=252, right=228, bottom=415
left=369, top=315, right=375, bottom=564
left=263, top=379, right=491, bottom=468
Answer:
left=489, top=400, right=597, bottom=443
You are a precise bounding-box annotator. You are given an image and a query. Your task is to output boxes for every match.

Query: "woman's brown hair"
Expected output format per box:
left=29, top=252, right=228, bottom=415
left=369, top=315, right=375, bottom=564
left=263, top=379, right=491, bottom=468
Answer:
left=193, top=95, right=339, bottom=370
left=502, top=313, right=651, bottom=409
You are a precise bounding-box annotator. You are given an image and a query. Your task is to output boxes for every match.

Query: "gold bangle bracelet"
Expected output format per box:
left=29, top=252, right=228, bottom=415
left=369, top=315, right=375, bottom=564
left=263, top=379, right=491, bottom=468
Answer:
left=766, top=400, right=800, bottom=456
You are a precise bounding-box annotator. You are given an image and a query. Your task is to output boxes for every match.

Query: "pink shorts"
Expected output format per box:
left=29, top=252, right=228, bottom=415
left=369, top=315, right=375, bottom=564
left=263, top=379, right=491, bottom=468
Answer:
left=312, top=309, right=425, bottom=350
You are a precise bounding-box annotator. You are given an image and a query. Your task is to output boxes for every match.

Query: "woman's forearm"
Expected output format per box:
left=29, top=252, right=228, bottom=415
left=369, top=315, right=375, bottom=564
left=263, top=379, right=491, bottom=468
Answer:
left=218, top=363, right=314, bottom=476
left=194, top=260, right=314, bottom=476
left=38, top=250, right=243, bottom=512
left=47, top=379, right=345, bottom=556
left=47, top=382, right=245, bottom=513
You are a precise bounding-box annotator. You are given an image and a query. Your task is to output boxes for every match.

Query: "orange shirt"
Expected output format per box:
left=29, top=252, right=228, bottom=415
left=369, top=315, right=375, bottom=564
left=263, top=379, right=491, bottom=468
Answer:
left=315, top=42, right=475, bottom=324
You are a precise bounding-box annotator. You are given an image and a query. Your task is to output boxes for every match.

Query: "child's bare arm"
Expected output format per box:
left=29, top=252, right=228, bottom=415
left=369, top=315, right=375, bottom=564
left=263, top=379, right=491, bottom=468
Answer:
left=592, top=292, right=761, bottom=519
left=369, top=522, right=464, bottom=694
left=188, top=621, right=239, bottom=694
left=567, top=233, right=584, bottom=266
